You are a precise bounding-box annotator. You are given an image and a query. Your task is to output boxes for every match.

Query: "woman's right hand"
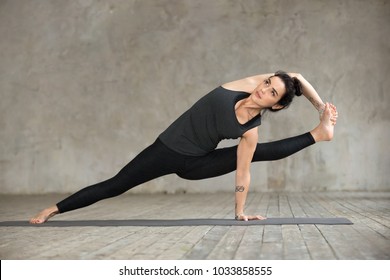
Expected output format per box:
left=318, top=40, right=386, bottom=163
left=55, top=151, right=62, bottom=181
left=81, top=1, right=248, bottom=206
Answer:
left=235, top=213, right=266, bottom=221
left=321, top=102, right=338, bottom=125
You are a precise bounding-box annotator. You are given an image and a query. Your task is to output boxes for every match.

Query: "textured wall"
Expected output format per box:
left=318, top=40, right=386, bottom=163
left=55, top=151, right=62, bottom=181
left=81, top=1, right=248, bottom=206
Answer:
left=1, top=0, right=389, bottom=194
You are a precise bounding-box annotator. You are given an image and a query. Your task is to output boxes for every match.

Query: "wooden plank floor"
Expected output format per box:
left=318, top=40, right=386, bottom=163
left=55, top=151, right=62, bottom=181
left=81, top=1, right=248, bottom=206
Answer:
left=0, top=192, right=389, bottom=260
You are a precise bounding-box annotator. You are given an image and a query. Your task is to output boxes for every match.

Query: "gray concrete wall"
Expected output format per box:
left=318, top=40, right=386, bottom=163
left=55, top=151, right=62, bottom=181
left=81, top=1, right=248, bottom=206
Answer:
left=1, top=0, right=389, bottom=194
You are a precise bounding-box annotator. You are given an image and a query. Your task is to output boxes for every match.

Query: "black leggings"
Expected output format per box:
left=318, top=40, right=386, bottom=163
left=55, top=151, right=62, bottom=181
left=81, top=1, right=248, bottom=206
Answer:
left=57, top=132, right=315, bottom=213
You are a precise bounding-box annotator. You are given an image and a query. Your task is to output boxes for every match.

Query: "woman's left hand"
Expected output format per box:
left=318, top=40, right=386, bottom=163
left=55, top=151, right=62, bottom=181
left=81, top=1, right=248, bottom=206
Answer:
left=235, top=213, right=267, bottom=221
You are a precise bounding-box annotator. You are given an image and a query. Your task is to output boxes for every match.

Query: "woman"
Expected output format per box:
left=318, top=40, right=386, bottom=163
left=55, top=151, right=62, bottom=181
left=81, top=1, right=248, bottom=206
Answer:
left=30, top=71, right=338, bottom=224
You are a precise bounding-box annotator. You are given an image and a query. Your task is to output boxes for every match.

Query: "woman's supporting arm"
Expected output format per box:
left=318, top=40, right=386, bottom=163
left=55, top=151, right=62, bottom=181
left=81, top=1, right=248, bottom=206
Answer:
left=235, top=127, right=265, bottom=221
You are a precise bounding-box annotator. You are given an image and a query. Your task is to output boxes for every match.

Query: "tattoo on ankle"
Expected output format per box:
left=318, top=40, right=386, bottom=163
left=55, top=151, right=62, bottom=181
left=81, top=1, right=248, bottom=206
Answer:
left=235, top=213, right=244, bottom=220
left=235, top=186, right=245, bottom=192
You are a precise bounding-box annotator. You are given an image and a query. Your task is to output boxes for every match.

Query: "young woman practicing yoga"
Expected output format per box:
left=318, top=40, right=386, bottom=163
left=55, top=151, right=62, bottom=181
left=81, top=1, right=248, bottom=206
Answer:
left=30, top=71, right=338, bottom=224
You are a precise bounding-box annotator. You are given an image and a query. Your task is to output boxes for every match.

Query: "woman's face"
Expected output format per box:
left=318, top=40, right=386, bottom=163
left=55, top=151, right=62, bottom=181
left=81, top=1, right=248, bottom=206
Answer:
left=251, top=76, right=286, bottom=110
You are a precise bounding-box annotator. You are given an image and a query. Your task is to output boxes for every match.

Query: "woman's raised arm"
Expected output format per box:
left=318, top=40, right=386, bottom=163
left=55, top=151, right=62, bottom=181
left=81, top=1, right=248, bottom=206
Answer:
left=288, top=73, right=326, bottom=115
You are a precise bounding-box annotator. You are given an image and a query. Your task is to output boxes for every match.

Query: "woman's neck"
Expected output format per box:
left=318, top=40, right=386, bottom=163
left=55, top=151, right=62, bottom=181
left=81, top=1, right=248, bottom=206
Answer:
left=238, top=98, right=263, bottom=115
left=235, top=98, right=263, bottom=124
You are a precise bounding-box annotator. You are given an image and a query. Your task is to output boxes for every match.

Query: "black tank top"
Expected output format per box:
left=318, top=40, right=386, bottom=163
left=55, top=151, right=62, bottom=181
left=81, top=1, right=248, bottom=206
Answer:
left=158, top=86, right=261, bottom=156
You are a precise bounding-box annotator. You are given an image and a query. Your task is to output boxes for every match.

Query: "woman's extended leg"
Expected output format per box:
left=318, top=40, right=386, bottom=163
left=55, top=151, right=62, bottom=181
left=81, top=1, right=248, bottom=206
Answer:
left=179, top=105, right=335, bottom=180
left=29, top=139, right=185, bottom=223
left=178, top=133, right=315, bottom=180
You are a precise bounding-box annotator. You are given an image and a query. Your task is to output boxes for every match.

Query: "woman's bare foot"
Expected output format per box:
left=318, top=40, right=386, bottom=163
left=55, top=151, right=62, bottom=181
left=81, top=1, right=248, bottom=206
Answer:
left=329, top=103, right=338, bottom=125
left=29, top=206, right=59, bottom=224
left=310, top=103, right=336, bottom=142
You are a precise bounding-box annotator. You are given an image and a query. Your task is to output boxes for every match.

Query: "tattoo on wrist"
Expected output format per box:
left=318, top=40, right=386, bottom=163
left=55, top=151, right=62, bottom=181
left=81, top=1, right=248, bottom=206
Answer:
left=235, top=186, right=245, bottom=192
left=308, top=96, right=324, bottom=111
left=235, top=213, right=244, bottom=220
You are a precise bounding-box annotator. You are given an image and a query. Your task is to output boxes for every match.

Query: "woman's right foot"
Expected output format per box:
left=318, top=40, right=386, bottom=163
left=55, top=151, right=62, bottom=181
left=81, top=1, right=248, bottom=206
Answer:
left=311, top=103, right=336, bottom=142
left=29, top=206, right=59, bottom=224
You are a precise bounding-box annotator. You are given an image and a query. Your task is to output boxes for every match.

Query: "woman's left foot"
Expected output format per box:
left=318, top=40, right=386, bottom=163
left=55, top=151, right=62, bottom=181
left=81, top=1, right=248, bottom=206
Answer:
left=29, top=206, right=59, bottom=224
left=311, top=103, right=336, bottom=142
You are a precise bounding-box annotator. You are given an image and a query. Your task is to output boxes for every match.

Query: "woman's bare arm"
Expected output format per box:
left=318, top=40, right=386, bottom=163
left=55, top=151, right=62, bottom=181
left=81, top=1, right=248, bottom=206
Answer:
left=224, top=72, right=329, bottom=117
left=288, top=73, right=326, bottom=114
left=222, top=73, right=274, bottom=93
left=235, top=127, right=265, bottom=221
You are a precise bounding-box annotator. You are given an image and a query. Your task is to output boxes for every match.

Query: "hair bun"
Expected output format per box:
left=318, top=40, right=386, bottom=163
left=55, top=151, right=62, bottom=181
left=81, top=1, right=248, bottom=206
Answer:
left=292, top=77, right=303, bottom=96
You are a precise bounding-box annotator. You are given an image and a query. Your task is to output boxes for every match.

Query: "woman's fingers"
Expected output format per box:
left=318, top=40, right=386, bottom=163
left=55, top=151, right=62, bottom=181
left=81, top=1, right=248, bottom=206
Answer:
left=251, top=215, right=266, bottom=220
left=329, top=103, right=338, bottom=117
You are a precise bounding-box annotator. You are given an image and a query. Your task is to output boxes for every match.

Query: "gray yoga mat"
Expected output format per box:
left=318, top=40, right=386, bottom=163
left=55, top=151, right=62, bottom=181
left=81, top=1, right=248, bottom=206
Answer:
left=0, top=217, right=352, bottom=227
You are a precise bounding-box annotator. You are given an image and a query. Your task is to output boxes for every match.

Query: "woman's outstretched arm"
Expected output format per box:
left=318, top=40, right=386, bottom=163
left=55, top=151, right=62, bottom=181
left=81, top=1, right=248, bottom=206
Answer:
left=224, top=72, right=328, bottom=116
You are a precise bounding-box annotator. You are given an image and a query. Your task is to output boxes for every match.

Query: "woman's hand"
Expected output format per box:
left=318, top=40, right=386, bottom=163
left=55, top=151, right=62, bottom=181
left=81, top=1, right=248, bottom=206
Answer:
left=235, top=213, right=266, bottom=221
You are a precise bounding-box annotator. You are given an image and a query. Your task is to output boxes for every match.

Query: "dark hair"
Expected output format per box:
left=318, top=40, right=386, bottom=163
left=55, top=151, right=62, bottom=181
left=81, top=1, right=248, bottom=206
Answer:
left=268, top=70, right=303, bottom=112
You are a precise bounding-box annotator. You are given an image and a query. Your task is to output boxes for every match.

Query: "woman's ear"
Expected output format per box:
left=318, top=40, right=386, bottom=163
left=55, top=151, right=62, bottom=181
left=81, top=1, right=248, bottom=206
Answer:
left=271, top=104, right=285, bottom=110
